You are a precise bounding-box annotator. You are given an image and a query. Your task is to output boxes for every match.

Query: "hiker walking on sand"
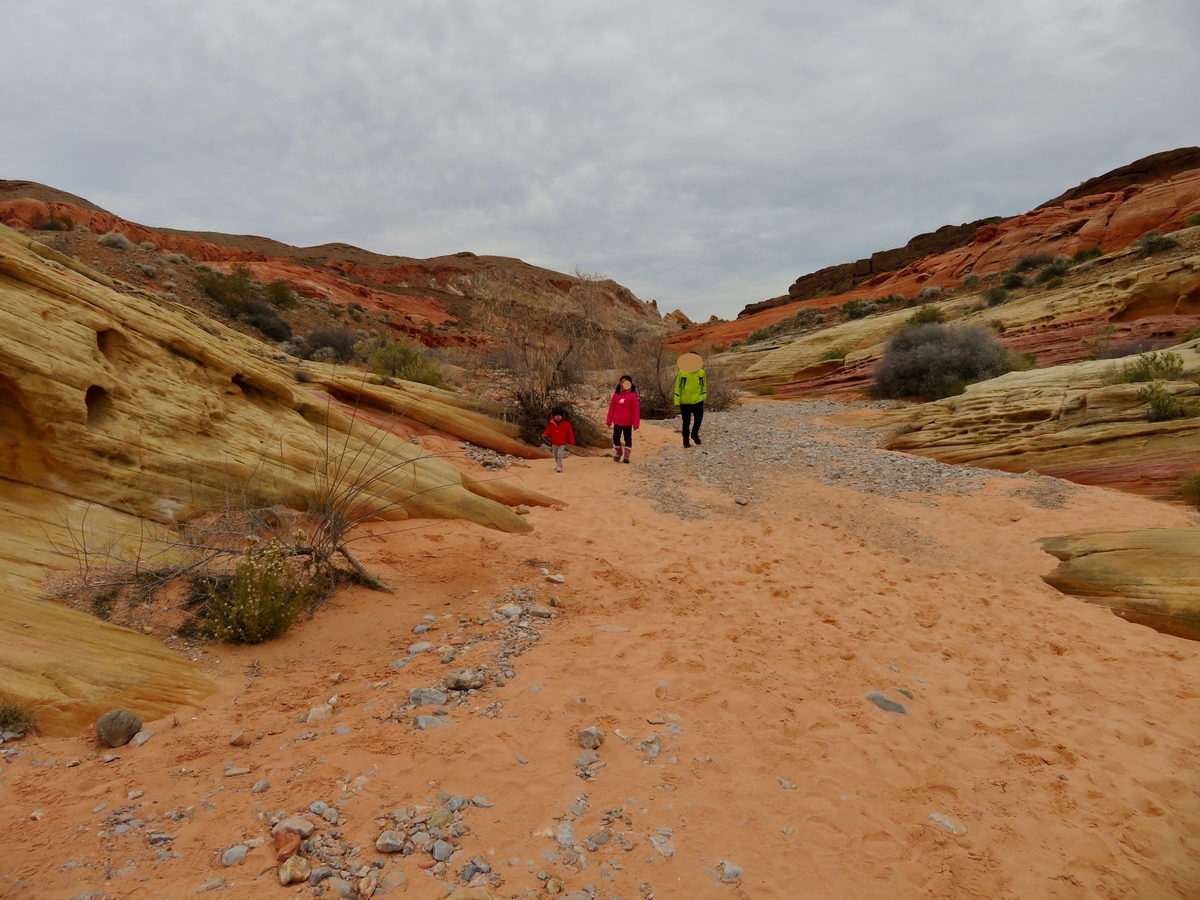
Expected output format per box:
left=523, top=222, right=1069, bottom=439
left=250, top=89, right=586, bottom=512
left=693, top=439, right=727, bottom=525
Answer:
left=673, top=353, right=707, bottom=448
left=542, top=407, right=576, bottom=474
left=605, top=375, right=641, bottom=464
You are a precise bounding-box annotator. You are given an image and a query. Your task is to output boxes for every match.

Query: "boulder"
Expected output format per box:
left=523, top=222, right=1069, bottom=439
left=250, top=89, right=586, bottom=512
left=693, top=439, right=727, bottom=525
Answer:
left=95, top=709, right=142, bottom=748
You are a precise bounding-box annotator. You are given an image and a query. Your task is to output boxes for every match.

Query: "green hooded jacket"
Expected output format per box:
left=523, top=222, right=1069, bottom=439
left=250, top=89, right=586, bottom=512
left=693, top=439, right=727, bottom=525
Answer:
left=673, top=369, right=707, bottom=405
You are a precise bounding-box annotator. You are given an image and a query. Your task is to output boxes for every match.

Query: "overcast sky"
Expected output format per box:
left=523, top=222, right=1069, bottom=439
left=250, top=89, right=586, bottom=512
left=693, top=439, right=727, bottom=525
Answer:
left=3, top=1, right=1198, bottom=319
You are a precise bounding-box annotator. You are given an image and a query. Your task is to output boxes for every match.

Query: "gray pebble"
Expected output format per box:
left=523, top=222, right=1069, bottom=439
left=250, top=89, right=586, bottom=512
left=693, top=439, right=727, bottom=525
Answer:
left=310, top=801, right=329, bottom=815
left=415, top=715, right=452, bottom=730
left=220, top=845, right=248, bottom=867
left=309, top=866, right=333, bottom=886
left=412, top=624, right=430, bottom=634
left=431, top=839, right=454, bottom=861
left=895, top=688, right=914, bottom=699
left=375, top=830, right=405, bottom=853
left=251, top=780, right=270, bottom=794
left=446, top=795, right=469, bottom=812
left=408, top=642, right=434, bottom=654
left=721, top=860, right=743, bottom=882
left=409, top=687, right=447, bottom=707
left=471, top=795, right=494, bottom=808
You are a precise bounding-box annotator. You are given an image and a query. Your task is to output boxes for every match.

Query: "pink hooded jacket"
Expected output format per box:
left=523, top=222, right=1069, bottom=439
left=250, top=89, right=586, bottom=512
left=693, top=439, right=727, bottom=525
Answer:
left=606, top=389, right=641, bottom=428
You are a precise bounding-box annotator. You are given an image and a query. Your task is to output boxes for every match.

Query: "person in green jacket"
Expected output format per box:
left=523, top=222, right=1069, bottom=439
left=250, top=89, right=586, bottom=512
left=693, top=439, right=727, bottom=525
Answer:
left=673, top=352, right=707, bottom=448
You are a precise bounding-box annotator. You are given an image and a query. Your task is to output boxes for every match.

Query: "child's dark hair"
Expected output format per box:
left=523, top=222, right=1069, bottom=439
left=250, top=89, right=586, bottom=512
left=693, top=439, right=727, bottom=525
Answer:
left=615, top=374, right=638, bottom=393
left=550, top=406, right=567, bottom=419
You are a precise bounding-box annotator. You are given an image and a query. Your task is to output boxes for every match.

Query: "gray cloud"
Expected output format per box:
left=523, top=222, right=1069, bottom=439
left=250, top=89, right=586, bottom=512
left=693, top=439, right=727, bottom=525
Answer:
left=2, top=0, right=1198, bottom=318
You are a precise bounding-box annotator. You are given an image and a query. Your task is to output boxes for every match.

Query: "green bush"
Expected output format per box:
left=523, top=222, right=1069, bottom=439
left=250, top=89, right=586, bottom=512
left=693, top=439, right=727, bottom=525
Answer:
left=747, top=327, right=772, bottom=344
left=872, top=323, right=1011, bottom=401
left=1114, top=351, right=1185, bottom=383
left=1136, top=232, right=1179, bottom=256
left=0, top=692, right=35, bottom=734
left=906, top=305, right=944, bottom=326
left=356, top=336, right=446, bottom=386
left=1011, top=253, right=1053, bottom=273
left=819, top=346, right=848, bottom=361
left=1035, top=260, right=1070, bottom=283
left=264, top=279, right=298, bottom=309
left=1042, top=276, right=1064, bottom=290
left=1138, top=383, right=1195, bottom=422
left=204, top=541, right=313, bottom=644
left=1002, top=272, right=1027, bottom=290
left=841, top=299, right=878, bottom=320
left=961, top=274, right=981, bottom=289
left=752, top=384, right=777, bottom=396
left=1072, top=247, right=1103, bottom=263
left=1182, top=473, right=1200, bottom=507
left=35, top=216, right=73, bottom=231
left=983, top=286, right=1008, bottom=307
left=196, top=265, right=257, bottom=316
left=1185, top=213, right=1200, bottom=228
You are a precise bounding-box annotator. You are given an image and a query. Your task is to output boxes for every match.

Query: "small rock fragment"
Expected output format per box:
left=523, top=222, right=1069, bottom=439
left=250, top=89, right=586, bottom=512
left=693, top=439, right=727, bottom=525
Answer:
left=408, top=642, right=435, bottom=654
left=720, top=860, right=743, bottom=882
left=546, top=573, right=566, bottom=584
left=271, top=817, right=315, bottom=838
left=252, top=779, right=270, bottom=794
left=279, top=854, right=311, bottom=885
left=306, top=704, right=333, bottom=724
left=379, top=871, right=407, bottom=892
left=274, top=829, right=302, bottom=861
left=376, top=830, right=406, bottom=853
left=778, top=778, right=796, bottom=790
left=131, top=731, right=152, bottom=748
left=577, top=726, right=605, bottom=750
left=866, top=691, right=907, bottom=715
left=471, top=795, right=494, bottom=808
left=431, top=839, right=454, bottom=861
left=221, top=845, right=248, bottom=867
left=638, top=734, right=662, bottom=759
left=95, top=709, right=142, bottom=748
left=415, top=715, right=452, bottom=730
left=229, top=730, right=252, bottom=747
left=445, top=669, right=484, bottom=691
left=409, top=687, right=448, bottom=707
left=928, top=813, right=967, bottom=835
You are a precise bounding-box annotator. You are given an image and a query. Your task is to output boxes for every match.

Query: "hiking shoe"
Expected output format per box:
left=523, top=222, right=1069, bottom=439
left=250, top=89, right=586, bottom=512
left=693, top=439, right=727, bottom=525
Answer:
left=683, top=441, right=691, bottom=449
left=693, top=436, right=702, bottom=445
left=622, top=457, right=630, bottom=463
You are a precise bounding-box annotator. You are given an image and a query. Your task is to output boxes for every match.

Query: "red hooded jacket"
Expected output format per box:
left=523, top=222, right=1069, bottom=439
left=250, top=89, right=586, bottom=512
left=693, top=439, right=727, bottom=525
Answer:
left=542, top=419, right=576, bottom=445
left=606, top=390, right=641, bottom=428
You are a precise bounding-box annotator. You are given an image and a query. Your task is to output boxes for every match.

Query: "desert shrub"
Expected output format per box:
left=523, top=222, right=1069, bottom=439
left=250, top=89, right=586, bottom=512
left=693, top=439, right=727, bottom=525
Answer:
left=137, top=240, right=157, bottom=251
left=136, top=264, right=158, bottom=278
left=0, top=692, right=35, bottom=734
left=917, top=285, right=944, bottom=301
left=1035, top=259, right=1070, bottom=283
left=747, top=327, right=772, bottom=344
left=753, top=384, right=777, bottom=396
left=983, top=286, right=1008, bottom=307
left=1182, top=326, right=1200, bottom=343
left=819, top=346, right=848, bottom=361
left=1042, top=276, right=1064, bottom=290
left=872, top=323, right=1011, bottom=401
left=906, top=305, right=944, bottom=326
left=1072, top=247, right=1103, bottom=263
left=300, top=327, right=358, bottom=364
left=1181, top=473, right=1200, bottom=507
left=1138, top=383, right=1195, bottom=422
left=703, top=360, right=739, bottom=411
left=164, top=253, right=191, bottom=265
left=1007, top=350, right=1038, bottom=371
left=1002, top=272, right=1027, bottom=290
left=195, top=264, right=257, bottom=316
left=356, top=336, right=445, bottom=386
left=243, top=300, right=292, bottom=342
left=1095, top=339, right=1172, bottom=360
left=1136, top=232, right=1178, bottom=255
left=98, top=231, right=134, bottom=251
left=1185, top=213, right=1200, bottom=228
left=961, top=274, right=981, bottom=289
left=35, top=216, right=73, bottom=231
left=842, top=299, right=878, bottom=319
left=264, top=279, right=297, bottom=309
left=1114, top=350, right=1185, bottom=383
left=1011, top=253, right=1054, bottom=273
left=203, top=540, right=313, bottom=644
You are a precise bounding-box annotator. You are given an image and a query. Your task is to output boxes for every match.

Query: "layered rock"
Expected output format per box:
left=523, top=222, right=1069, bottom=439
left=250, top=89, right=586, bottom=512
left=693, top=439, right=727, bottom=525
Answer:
left=0, top=222, right=557, bottom=734
left=837, top=341, right=1200, bottom=499
left=1039, top=529, right=1200, bottom=642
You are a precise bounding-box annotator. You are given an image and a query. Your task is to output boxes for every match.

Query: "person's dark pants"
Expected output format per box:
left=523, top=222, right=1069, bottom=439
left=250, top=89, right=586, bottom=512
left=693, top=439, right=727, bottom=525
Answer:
left=612, top=424, right=633, bottom=448
left=681, top=402, right=704, bottom=445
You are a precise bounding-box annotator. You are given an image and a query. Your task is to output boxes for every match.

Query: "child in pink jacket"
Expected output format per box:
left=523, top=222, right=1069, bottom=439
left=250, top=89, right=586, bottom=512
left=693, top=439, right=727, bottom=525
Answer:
left=605, top=375, right=641, bottom=464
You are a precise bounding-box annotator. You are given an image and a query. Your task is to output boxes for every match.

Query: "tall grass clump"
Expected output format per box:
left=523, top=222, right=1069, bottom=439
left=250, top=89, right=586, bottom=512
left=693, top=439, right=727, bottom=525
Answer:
left=983, top=286, right=1008, bottom=307
left=203, top=540, right=314, bottom=644
left=98, top=231, right=134, bottom=251
left=1112, top=351, right=1185, bottom=384
left=1072, top=247, right=1103, bottom=263
left=1002, top=272, right=1027, bottom=290
left=0, top=692, right=35, bottom=734
left=906, top=306, right=944, bottom=326
left=873, top=323, right=1011, bottom=401
left=356, top=336, right=446, bottom=386
left=1181, top=473, right=1200, bottom=507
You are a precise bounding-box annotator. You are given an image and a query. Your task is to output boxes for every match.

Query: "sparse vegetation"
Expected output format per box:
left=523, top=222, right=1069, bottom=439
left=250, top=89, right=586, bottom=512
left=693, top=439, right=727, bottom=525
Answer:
left=203, top=540, right=314, bottom=644
left=290, top=327, right=356, bottom=363
left=98, top=231, right=134, bottom=251
left=356, top=336, right=446, bottom=387
left=906, top=305, right=944, bottom=326
left=195, top=265, right=256, bottom=316
left=818, top=346, right=848, bottom=361
left=872, top=323, right=1011, bottom=401
left=841, top=299, right=878, bottom=320
left=35, top=216, right=73, bottom=231
left=1011, top=253, right=1054, bottom=273
left=983, top=286, right=1008, bottom=307
left=1181, top=473, right=1200, bottom=507
left=1185, top=213, right=1200, bottom=228
left=1138, top=383, right=1195, bottom=422
left=747, top=327, right=772, bottom=344
left=242, top=300, right=292, bottom=342
left=1042, top=276, right=1064, bottom=290
left=1072, top=247, right=1103, bottom=263
left=961, top=274, right=981, bottom=289
left=264, top=279, right=297, bottom=309
left=1002, top=272, right=1027, bottom=290
left=1035, top=259, right=1070, bottom=283
left=136, top=264, right=158, bottom=279
left=0, top=691, right=35, bottom=734
left=137, top=241, right=157, bottom=251
left=1112, top=350, right=1185, bottom=383
left=917, top=285, right=944, bottom=301
left=1136, top=232, right=1179, bottom=256
left=164, top=253, right=191, bottom=265
left=753, top=384, right=778, bottom=396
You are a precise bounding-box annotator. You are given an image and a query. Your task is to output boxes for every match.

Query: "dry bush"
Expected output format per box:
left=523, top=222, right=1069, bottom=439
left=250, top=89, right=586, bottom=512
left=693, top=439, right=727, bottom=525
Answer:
left=873, top=323, right=1011, bottom=401
left=1136, top=232, right=1178, bottom=256
left=98, top=231, right=134, bottom=251
left=1181, top=473, right=1200, bottom=507
left=0, top=692, right=35, bottom=734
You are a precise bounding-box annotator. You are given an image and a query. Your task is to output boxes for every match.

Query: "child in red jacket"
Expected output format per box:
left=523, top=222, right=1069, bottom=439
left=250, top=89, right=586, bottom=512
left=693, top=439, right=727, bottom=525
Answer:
left=542, top=407, right=576, bottom=473
left=605, top=375, right=641, bottom=464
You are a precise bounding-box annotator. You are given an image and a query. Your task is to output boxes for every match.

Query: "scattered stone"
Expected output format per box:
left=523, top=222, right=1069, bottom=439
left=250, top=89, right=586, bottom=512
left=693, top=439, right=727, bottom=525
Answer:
left=408, top=642, right=435, bottom=654
left=720, top=860, right=743, bottom=882
left=500, top=604, right=522, bottom=618
left=735, top=497, right=749, bottom=506
left=306, top=704, right=333, bottom=724
left=574, top=750, right=599, bottom=767
left=329, top=672, right=343, bottom=683
left=101, top=753, right=120, bottom=763
left=650, top=834, right=675, bottom=857
left=428, top=808, right=454, bottom=828
left=409, top=687, right=448, bottom=707
left=326, top=877, right=355, bottom=899
left=431, top=839, right=454, bottom=861
left=376, top=830, right=406, bottom=853
left=527, top=604, right=555, bottom=618
left=638, top=734, right=662, bottom=759
left=310, top=801, right=330, bottom=815
left=149, top=833, right=176, bottom=844
left=195, top=876, right=226, bottom=893
left=272, top=817, right=315, bottom=838
left=646, top=713, right=665, bottom=724
left=778, top=778, right=796, bottom=790
left=515, top=505, right=531, bottom=515
left=415, top=715, right=452, bottom=730
left=333, top=725, right=351, bottom=735
left=546, top=573, right=566, bottom=584
left=224, top=764, right=251, bottom=776
left=471, top=795, right=494, bottom=808
left=322, top=807, right=339, bottom=824
left=928, top=813, right=967, bottom=835
left=252, top=780, right=270, bottom=794
left=275, top=829, right=302, bottom=861
left=221, top=845, right=248, bottom=867
left=95, top=709, right=142, bottom=748
left=446, top=669, right=484, bottom=691
left=309, top=866, right=333, bottom=886
left=413, top=624, right=431, bottom=634
left=360, top=870, right=378, bottom=898
left=557, top=822, right=576, bottom=848
left=866, top=691, right=907, bottom=715
left=279, top=854, right=311, bottom=885
left=577, top=726, right=605, bottom=750
left=895, top=688, right=915, bottom=700
left=128, top=789, right=144, bottom=800
left=229, top=730, right=252, bottom=747
left=131, top=731, right=152, bottom=748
